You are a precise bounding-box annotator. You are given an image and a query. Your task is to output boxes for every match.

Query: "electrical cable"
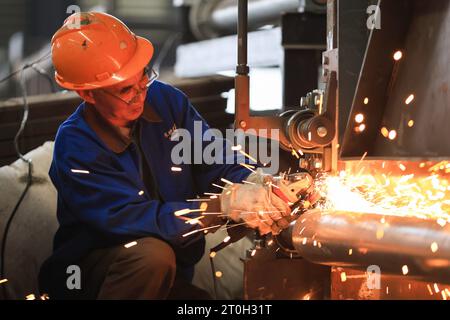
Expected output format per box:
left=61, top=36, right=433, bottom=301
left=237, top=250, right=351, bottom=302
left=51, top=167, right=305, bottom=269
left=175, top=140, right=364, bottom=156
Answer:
left=0, top=53, right=51, bottom=297
left=0, top=51, right=51, bottom=85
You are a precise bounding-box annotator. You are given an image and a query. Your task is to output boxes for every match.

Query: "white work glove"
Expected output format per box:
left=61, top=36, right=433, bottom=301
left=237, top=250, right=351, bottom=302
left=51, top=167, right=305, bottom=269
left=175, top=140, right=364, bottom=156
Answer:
left=245, top=168, right=273, bottom=185
left=220, top=183, right=292, bottom=235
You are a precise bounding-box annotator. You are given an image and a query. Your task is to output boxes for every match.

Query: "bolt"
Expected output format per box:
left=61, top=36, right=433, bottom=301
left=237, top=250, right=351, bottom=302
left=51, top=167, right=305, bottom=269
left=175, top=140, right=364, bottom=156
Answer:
left=317, top=126, right=328, bottom=138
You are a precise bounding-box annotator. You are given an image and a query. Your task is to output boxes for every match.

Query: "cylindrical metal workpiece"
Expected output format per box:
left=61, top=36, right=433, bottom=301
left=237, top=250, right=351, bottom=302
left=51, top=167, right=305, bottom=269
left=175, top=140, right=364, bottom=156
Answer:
left=284, top=209, right=450, bottom=284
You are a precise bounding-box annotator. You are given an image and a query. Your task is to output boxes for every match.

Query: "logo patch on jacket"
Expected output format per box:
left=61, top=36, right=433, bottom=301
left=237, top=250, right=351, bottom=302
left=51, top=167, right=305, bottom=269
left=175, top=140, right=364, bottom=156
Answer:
left=164, top=123, right=178, bottom=140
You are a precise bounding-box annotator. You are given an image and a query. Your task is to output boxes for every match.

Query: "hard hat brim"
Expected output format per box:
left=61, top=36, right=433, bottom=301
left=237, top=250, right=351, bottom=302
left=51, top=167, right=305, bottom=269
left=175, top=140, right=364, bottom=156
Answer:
left=55, top=36, right=154, bottom=90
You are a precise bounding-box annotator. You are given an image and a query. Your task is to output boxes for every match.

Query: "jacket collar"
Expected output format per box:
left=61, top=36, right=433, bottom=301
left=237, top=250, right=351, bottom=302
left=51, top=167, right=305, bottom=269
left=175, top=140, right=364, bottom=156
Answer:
left=82, top=102, right=162, bottom=154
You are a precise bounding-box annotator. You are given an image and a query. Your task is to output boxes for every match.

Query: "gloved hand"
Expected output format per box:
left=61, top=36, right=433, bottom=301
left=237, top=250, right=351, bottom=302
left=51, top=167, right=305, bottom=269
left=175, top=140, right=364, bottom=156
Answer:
left=220, top=183, right=292, bottom=235
left=245, top=168, right=273, bottom=185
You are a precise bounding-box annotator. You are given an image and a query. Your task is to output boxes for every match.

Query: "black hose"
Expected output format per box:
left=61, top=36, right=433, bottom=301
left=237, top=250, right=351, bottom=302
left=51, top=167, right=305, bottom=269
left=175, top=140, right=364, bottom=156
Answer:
left=0, top=66, right=34, bottom=298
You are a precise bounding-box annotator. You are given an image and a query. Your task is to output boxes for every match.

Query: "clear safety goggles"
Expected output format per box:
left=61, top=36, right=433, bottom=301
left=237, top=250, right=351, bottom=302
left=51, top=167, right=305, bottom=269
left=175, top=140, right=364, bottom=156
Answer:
left=101, top=67, right=158, bottom=105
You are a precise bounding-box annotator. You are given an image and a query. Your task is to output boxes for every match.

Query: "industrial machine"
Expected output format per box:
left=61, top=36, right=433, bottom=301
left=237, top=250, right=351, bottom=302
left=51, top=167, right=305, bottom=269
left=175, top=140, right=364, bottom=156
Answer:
left=231, top=0, right=450, bottom=300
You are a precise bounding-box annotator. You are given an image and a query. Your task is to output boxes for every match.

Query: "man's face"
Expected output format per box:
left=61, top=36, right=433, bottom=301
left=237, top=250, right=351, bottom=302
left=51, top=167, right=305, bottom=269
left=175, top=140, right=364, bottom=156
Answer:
left=89, top=69, right=149, bottom=127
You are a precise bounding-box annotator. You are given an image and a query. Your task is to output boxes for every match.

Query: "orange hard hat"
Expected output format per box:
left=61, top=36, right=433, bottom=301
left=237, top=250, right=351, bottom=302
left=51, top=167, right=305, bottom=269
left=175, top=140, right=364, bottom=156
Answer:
left=51, top=12, right=154, bottom=90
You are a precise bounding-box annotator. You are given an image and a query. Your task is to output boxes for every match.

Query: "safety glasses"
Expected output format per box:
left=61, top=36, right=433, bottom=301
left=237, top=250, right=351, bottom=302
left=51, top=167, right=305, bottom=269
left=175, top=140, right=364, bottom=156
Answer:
left=100, top=67, right=158, bottom=105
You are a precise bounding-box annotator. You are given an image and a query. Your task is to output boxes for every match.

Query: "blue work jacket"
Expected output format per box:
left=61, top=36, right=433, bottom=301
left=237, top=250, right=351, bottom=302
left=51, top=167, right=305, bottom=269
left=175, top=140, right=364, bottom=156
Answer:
left=47, top=80, right=250, bottom=269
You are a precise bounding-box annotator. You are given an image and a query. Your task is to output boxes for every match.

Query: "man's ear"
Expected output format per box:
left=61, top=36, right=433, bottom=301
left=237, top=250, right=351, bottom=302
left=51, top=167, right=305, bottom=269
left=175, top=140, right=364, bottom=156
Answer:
left=76, top=90, right=95, bottom=104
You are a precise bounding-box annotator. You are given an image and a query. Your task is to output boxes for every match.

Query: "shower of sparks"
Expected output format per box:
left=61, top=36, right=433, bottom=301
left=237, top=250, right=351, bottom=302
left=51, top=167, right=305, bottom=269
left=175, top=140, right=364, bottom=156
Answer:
left=223, top=236, right=231, bottom=243
left=242, top=180, right=256, bottom=185
left=340, top=272, right=347, bottom=282
left=269, top=182, right=280, bottom=190
left=356, top=124, right=366, bottom=133
left=215, top=271, right=223, bottom=278
left=187, top=198, right=211, bottom=202
left=221, top=178, right=234, bottom=186
left=212, top=183, right=226, bottom=190
left=355, top=113, right=364, bottom=123
left=171, top=166, right=182, bottom=172
left=71, top=169, right=90, bottom=174
left=356, top=152, right=368, bottom=169
left=184, top=216, right=205, bottom=225
left=308, top=132, right=312, bottom=141
left=239, top=150, right=257, bottom=163
left=405, top=94, right=415, bottom=105
left=251, top=249, right=257, bottom=257
left=138, top=190, right=144, bottom=196
left=182, top=224, right=222, bottom=237
left=0, top=279, right=7, bottom=285
left=376, top=228, right=384, bottom=240
left=381, top=127, right=389, bottom=138
left=427, top=284, right=434, bottom=295
left=388, top=130, right=397, bottom=140
left=348, top=249, right=353, bottom=255
left=431, top=242, right=439, bottom=253
left=25, top=294, right=36, bottom=300
left=408, top=120, right=414, bottom=128
left=239, top=163, right=256, bottom=173
left=402, top=265, right=409, bottom=275
left=231, top=145, right=242, bottom=151
left=291, top=148, right=300, bottom=159
left=174, top=207, right=205, bottom=217
left=393, top=51, right=403, bottom=61
left=267, top=239, right=274, bottom=246
left=205, top=192, right=220, bottom=196
left=210, top=251, right=216, bottom=258
left=364, top=97, right=369, bottom=105
left=434, top=283, right=440, bottom=293
left=124, top=241, right=137, bottom=248
left=314, top=164, right=450, bottom=222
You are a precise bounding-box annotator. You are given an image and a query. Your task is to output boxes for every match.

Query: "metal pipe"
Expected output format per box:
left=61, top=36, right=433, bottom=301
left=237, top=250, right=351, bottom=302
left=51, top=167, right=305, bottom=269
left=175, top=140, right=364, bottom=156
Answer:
left=283, top=209, right=450, bottom=284
left=189, top=0, right=301, bottom=39
left=213, top=0, right=299, bottom=32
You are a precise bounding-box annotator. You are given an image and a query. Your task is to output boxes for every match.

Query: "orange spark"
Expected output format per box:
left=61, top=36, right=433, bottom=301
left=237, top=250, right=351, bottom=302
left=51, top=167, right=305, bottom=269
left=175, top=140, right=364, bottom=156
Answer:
left=355, top=113, right=364, bottom=123
left=388, top=130, right=397, bottom=140
left=393, top=51, right=403, bottom=61
left=405, top=94, right=415, bottom=105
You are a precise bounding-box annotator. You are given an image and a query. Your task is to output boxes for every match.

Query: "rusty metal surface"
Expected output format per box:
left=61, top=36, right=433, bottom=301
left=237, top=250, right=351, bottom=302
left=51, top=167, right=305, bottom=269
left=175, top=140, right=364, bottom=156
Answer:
left=374, top=0, right=450, bottom=157
left=331, top=267, right=449, bottom=300
left=341, top=0, right=450, bottom=159
left=340, top=0, right=412, bottom=158
left=243, top=246, right=330, bottom=300
left=288, top=209, right=450, bottom=285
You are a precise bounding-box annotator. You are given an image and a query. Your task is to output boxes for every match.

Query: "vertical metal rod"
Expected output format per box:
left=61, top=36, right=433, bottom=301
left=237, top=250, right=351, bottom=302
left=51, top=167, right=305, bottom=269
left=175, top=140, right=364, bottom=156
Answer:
left=237, top=0, right=249, bottom=74
left=235, top=0, right=250, bottom=128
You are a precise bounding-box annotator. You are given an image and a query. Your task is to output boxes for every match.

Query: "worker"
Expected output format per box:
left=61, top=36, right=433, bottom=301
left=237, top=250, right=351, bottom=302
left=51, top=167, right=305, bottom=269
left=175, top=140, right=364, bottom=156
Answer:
left=39, top=12, right=293, bottom=300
